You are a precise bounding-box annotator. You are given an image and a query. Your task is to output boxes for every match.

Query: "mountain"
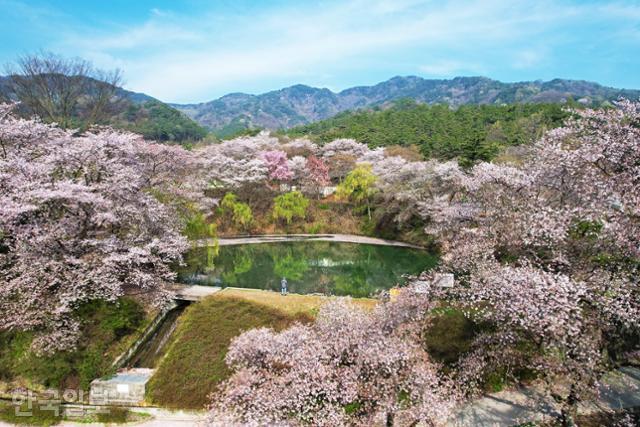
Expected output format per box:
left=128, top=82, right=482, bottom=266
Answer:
left=0, top=75, right=156, bottom=105
left=171, top=76, right=640, bottom=135
left=0, top=76, right=12, bottom=101
left=0, top=75, right=207, bottom=143
left=115, top=87, right=159, bottom=105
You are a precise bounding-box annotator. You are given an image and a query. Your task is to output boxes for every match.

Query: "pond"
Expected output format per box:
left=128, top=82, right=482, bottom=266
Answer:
left=176, top=241, right=438, bottom=298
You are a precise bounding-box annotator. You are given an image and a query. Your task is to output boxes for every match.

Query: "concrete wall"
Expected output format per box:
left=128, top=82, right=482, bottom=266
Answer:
left=89, top=368, right=154, bottom=407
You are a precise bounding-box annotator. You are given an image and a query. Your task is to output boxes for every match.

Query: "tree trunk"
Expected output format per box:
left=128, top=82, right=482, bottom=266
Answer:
left=559, top=385, right=578, bottom=427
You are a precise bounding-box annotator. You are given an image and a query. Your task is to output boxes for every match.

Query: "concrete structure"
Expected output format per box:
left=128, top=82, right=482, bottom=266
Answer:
left=205, top=233, right=425, bottom=249
left=434, top=273, right=455, bottom=288
left=88, top=286, right=221, bottom=407
left=171, top=284, right=221, bottom=301
left=278, top=184, right=336, bottom=197
left=89, top=368, right=154, bottom=406
left=87, top=286, right=219, bottom=407
left=111, top=302, right=180, bottom=370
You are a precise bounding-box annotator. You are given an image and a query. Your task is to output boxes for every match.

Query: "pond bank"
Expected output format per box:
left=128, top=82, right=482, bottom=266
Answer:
left=200, top=233, right=426, bottom=249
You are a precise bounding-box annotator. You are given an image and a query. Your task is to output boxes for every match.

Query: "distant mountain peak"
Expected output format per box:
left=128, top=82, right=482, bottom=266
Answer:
left=168, top=76, right=640, bottom=136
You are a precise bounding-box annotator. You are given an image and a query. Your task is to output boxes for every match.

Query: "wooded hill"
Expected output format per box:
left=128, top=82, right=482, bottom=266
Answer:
left=283, top=101, right=569, bottom=164
left=0, top=74, right=207, bottom=143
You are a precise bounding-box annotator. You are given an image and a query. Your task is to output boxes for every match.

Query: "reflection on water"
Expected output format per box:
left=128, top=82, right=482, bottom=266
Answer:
left=176, top=241, right=438, bottom=297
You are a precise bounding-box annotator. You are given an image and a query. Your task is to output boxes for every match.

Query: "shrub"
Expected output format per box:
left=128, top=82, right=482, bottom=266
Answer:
left=305, top=223, right=323, bottom=234
left=272, top=191, right=309, bottom=225
left=183, top=211, right=216, bottom=240
left=423, top=308, right=481, bottom=367
left=219, top=193, right=253, bottom=231
left=336, top=164, right=377, bottom=219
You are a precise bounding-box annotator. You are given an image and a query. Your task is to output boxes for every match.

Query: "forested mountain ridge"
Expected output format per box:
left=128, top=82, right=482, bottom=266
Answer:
left=172, top=76, right=640, bottom=135
left=0, top=74, right=157, bottom=105
left=0, top=74, right=207, bottom=143
left=284, top=101, right=570, bottom=165
left=4, top=72, right=638, bottom=143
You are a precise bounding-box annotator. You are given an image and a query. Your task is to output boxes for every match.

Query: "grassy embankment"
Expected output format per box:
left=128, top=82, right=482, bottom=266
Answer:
left=0, top=298, right=156, bottom=396
left=147, top=289, right=525, bottom=410
left=146, top=289, right=376, bottom=409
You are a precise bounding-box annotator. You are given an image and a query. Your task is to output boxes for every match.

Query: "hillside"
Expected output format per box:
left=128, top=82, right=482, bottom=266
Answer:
left=171, top=76, right=640, bottom=135
left=0, top=75, right=208, bottom=143
left=284, top=101, right=569, bottom=165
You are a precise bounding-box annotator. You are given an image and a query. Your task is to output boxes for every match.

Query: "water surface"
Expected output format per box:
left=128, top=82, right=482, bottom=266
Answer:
left=177, top=241, right=438, bottom=297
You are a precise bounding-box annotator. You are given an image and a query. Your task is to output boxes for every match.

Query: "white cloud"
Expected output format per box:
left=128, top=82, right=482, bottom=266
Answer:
left=419, top=60, right=484, bottom=76
left=65, top=21, right=202, bottom=51
left=150, top=8, right=170, bottom=18
left=32, top=0, right=640, bottom=102
left=513, top=49, right=547, bottom=70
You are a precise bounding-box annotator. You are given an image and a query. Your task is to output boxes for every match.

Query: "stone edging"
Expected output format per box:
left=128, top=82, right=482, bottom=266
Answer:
left=111, top=301, right=179, bottom=370
left=198, top=233, right=426, bottom=250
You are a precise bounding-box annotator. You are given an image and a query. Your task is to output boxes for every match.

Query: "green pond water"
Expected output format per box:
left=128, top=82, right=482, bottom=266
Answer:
left=176, top=241, right=438, bottom=297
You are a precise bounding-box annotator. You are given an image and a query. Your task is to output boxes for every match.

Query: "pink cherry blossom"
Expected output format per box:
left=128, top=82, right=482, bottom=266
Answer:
left=208, top=293, right=459, bottom=426
left=0, top=103, right=191, bottom=353
left=261, top=150, right=293, bottom=181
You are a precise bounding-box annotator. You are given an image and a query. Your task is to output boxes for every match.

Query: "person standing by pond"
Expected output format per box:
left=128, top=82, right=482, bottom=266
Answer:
left=281, top=277, right=288, bottom=296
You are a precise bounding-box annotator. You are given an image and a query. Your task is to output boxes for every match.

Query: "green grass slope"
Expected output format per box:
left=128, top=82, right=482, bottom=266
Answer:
left=0, top=298, right=150, bottom=392
left=146, top=295, right=313, bottom=409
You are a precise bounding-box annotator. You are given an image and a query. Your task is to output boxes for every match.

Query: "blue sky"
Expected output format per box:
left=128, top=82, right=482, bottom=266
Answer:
left=1, top=0, right=638, bottom=103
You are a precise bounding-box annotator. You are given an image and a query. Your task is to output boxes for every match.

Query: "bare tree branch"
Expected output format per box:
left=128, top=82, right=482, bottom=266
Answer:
left=5, top=51, right=124, bottom=129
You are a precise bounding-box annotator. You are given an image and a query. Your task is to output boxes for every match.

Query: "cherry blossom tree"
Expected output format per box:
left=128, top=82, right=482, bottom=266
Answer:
left=280, top=138, right=319, bottom=157
left=303, top=155, right=330, bottom=197
left=358, top=147, right=386, bottom=164
left=321, top=139, right=370, bottom=182
left=0, top=103, right=191, bottom=353
left=413, top=101, right=640, bottom=424
left=202, top=150, right=269, bottom=190
left=320, top=138, right=370, bottom=159
left=214, top=132, right=280, bottom=158
left=261, top=150, right=293, bottom=182
left=287, top=155, right=308, bottom=186
left=208, top=291, right=459, bottom=426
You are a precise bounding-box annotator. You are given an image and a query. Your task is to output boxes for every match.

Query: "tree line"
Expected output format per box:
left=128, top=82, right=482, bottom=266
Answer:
left=284, top=100, right=570, bottom=164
